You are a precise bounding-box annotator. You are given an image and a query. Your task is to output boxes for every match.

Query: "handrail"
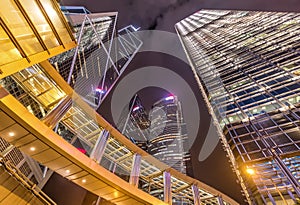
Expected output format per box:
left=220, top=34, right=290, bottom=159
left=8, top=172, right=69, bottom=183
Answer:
left=41, top=60, right=239, bottom=205
left=0, top=158, right=57, bottom=205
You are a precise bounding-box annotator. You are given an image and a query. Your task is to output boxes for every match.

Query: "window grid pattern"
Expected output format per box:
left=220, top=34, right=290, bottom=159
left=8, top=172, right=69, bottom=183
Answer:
left=0, top=0, right=74, bottom=67
left=0, top=76, right=45, bottom=119
left=177, top=10, right=300, bottom=203
left=3, top=52, right=234, bottom=204
left=0, top=137, right=11, bottom=152
left=149, top=97, right=190, bottom=174
left=49, top=15, right=116, bottom=88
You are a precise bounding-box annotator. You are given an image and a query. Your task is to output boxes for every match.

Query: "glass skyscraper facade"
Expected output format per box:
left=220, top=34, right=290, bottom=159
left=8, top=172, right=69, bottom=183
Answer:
left=116, top=95, right=150, bottom=148
left=118, top=95, right=191, bottom=175
left=176, top=10, right=300, bottom=204
left=50, top=8, right=142, bottom=108
left=49, top=11, right=119, bottom=108
left=0, top=1, right=239, bottom=204
left=149, top=96, right=190, bottom=174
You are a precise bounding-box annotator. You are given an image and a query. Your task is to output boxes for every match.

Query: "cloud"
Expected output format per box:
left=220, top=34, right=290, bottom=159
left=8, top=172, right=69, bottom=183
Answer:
left=62, top=0, right=300, bottom=32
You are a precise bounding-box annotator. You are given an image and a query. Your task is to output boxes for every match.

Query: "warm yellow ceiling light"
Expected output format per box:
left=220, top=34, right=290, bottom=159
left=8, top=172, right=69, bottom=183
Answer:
left=8, top=132, right=15, bottom=137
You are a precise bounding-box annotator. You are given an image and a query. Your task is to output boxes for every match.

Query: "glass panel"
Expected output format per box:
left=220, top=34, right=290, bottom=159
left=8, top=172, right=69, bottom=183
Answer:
left=20, top=0, right=59, bottom=49
left=0, top=0, right=44, bottom=55
left=39, top=0, right=73, bottom=44
left=13, top=65, right=65, bottom=108
left=0, top=26, right=22, bottom=66
left=92, top=134, right=134, bottom=182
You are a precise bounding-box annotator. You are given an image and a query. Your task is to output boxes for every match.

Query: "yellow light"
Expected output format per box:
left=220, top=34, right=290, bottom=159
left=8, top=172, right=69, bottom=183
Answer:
left=30, top=147, right=36, bottom=151
left=246, top=168, right=255, bottom=175
left=8, top=132, right=15, bottom=137
left=66, top=170, right=70, bottom=174
left=113, top=191, right=119, bottom=197
left=82, top=179, right=86, bottom=183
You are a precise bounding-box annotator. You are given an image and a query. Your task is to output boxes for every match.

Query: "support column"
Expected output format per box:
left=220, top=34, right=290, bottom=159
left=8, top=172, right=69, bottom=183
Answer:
left=192, top=185, right=201, bottom=205
left=42, top=95, right=72, bottom=129
left=163, top=171, right=172, bottom=205
left=90, top=130, right=109, bottom=163
left=129, top=154, right=141, bottom=187
left=217, top=196, right=224, bottom=205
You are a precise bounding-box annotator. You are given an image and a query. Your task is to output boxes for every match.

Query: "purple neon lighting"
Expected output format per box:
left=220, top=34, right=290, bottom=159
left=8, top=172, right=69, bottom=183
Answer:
left=96, top=88, right=105, bottom=94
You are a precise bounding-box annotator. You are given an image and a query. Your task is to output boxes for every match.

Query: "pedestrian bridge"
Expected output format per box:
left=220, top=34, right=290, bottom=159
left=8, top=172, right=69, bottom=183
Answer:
left=0, top=60, right=238, bottom=205
left=0, top=0, right=238, bottom=203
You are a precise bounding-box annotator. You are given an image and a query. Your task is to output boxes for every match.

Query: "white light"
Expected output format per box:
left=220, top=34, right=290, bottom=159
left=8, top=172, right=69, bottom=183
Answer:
left=131, top=25, right=141, bottom=31
left=95, top=88, right=105, bottom=94
left=165, top=96, right=174, bottom=101
left=82, top=179, right=86, bottom=183
left=132, top=106, right=140, bottom=112
left=66, top=170, right=70, bottom=174
left=30, top=147, right=36, bottom=151
left=279, top=106, right=289, bottom=112
left=8, top=132, right=15, bottom=137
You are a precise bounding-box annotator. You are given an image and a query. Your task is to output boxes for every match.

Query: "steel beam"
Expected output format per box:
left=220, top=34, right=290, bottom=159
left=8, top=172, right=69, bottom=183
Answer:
left=192, top=185, right=201, bottom=205
left=90, top=130, right=110, bottom=163
left=163, top=171, right=172, bottom=205
left=129, top=153, right=142, bottom=187
left=42, top=96, right=72, bottom=129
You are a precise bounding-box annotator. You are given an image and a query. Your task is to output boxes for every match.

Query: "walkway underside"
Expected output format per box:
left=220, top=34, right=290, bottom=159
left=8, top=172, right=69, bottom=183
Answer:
left=0, top=60, right=238, bottom=205
left=0, top=88, right=166, bottom=205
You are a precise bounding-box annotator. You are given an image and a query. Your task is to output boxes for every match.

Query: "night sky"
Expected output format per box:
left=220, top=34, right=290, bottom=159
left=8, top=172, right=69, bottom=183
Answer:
left=59, top=0, right=300, bottom=204
left=61, top=0, right=300, bottom=32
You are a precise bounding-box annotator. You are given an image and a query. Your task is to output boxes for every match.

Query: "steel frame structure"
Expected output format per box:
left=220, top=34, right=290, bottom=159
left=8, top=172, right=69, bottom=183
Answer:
left=176, top=10, right=300, bottom=204
left=49, top=8, right=142, bottom=109
left=0, top=3, right=237, bottom=204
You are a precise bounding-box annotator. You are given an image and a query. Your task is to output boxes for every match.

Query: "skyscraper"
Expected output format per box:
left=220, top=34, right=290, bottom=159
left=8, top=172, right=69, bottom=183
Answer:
left=148, top=95, right=190, bottom=174
left=50, top=7, right=142, bottom=108
left=176, top=10, right=300, bottom=204
left=0, top=1, right=239, bottom=204
left=117, top=95, right=150, bottom=151
left=118, top=94, right=191, bottom=175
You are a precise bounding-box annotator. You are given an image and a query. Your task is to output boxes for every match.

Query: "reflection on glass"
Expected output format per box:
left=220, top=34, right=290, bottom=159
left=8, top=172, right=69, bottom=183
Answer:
left=39, top=0, right=73, bottom=44
left=21, top=0, right=59, bottom=49
left=13, top=65, right=65, bottom=108
left=0, top=0, right=74, bottom=67
left=0, top=0, right=44, bottom=55
left=0, top=26, right=22, bottom=66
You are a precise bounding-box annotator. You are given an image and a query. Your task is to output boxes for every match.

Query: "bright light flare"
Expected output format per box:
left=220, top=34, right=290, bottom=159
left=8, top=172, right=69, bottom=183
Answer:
left=96, top=88, right=105, bottom=94
left=8, top=132, right=15, bottom=137
left=132, top=106, right=140, bottom=112
left=246, top=168, right=255, bottom=175
left=165, top=96, right=174, bottom=101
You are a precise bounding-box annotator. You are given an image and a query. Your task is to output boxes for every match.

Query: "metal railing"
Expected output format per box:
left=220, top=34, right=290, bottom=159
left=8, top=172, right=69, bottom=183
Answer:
left=0, top=63, right=236, bottom=205
left=0, top=158, right=56, bottom=205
